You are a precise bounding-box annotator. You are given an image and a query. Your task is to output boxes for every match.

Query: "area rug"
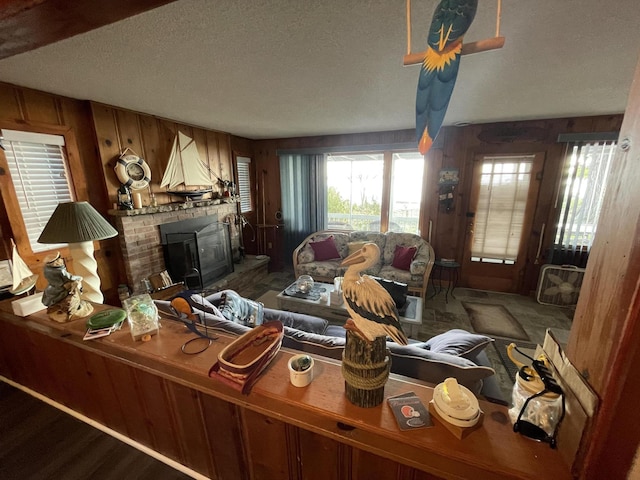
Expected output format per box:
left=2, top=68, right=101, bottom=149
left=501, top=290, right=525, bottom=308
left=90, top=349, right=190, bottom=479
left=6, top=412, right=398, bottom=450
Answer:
left=256, top=290, right=280, bottom=310
left=493, top=338, right=539, bottom=382
left=462, top=302, right=530, bottom=341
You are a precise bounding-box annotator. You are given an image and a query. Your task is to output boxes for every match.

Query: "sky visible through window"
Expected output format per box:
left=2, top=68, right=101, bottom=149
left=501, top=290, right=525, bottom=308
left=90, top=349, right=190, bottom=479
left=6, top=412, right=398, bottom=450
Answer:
left=327, top=152, right=423, bottom=233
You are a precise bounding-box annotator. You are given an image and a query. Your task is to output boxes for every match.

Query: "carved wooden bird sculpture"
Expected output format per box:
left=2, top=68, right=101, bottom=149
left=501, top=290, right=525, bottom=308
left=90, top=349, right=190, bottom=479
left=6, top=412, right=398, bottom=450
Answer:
left=341, top=243, right=408, bottom=345
left=416, top=0, right=478, bottom=155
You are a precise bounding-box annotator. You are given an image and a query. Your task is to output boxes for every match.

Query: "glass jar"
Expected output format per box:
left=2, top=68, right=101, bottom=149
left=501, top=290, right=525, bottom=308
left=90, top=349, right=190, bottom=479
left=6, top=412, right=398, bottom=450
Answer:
left=296, top=275, right=314, bottom=293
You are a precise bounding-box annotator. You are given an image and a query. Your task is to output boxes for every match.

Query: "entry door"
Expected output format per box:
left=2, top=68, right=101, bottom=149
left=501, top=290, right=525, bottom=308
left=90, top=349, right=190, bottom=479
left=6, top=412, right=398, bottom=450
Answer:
left=462, top=153, right=544, bottom=292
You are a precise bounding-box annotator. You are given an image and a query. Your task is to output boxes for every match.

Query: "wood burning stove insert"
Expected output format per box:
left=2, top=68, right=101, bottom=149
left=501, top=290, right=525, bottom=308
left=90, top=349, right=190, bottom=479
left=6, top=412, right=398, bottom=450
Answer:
left=160, top=215, right=233, bottom=289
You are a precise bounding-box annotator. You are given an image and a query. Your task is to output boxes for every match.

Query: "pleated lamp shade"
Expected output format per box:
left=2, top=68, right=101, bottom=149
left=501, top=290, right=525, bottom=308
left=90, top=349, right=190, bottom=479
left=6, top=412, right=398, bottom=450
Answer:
left=38, top=201, right=118, bottom=304
left=38, top=202, right=118, bottom=244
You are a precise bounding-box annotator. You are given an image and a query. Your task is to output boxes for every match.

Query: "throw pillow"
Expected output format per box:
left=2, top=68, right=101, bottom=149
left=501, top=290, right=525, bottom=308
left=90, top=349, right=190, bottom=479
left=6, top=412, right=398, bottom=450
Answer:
left=371, top=276, right=408, bottom=309
left=424, top=329, right=494, bottom=359
left=218, top=290, right=264, bottom=326
left=392, top=245, right=417, bottom=271
left=309, top=235, right=341, bottom=261
left=347, top=240, right=367, bottom=256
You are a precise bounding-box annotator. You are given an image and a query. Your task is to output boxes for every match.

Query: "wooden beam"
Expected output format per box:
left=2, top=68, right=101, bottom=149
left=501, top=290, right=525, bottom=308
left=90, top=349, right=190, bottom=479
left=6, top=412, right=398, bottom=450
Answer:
left=0, top=0, right=179, bottom=60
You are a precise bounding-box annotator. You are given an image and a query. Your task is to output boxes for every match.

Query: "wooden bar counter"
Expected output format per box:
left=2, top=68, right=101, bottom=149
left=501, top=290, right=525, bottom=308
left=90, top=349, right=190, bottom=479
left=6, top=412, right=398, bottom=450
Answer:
left=0, top=300, right=571, bottom=479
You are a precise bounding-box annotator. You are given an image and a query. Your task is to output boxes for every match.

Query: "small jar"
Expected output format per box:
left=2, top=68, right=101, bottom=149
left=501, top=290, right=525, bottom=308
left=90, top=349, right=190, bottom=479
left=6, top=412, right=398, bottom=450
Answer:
left=118, top=284, right=130, bottom=302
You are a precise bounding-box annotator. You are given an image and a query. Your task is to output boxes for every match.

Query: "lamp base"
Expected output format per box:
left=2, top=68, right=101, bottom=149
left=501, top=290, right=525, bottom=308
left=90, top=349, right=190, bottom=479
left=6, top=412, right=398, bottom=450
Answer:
left=68, top=241, right=103, bottom=304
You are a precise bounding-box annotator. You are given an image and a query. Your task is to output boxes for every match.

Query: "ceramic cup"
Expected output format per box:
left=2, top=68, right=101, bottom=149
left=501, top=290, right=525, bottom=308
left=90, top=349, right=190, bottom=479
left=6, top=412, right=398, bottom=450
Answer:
left=288, top=354, right=314, bottom=387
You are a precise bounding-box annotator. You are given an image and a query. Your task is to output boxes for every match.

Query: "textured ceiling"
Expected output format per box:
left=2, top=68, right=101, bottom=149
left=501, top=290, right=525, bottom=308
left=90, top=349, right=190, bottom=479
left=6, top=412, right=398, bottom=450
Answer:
left=0, top=0, right=639, bottom=140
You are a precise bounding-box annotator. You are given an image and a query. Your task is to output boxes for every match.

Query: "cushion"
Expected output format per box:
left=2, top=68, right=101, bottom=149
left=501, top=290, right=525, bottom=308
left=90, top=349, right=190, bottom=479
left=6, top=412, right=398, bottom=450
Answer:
left=371, top=276, right=408, bottom=310
left=309, top=236, right=341, bottom=261
left=387, top=343, right=494, bottom=395
left=218, top=290, right=264, bottom=326
left=425, top=329, right=494, bottom=359
left=262, top=307, right=328, bottom=335
left=347, top=241, right=367, bottom=255
left=392, top=245, right=417, bottom=271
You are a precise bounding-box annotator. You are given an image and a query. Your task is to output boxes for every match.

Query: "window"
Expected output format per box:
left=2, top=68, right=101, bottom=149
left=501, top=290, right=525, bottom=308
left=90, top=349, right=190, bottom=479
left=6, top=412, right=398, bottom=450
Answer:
left=327, top=153, right=384, bottom=231
left=326, top=150, right=424, bottom=234
left=552, top=139, right=616, bottom=265
left=471, top=155, right=534, bottom=264
left=236, top=156, right=253, bottom=213
left=1, top=129, right=74, bottom=253
left=390, top=152, right=424, bottom=234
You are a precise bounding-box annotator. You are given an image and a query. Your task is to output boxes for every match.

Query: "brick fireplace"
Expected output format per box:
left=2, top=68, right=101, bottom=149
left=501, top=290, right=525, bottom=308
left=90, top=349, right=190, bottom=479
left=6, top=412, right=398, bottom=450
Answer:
left=110, top=200, right=240, bottom=294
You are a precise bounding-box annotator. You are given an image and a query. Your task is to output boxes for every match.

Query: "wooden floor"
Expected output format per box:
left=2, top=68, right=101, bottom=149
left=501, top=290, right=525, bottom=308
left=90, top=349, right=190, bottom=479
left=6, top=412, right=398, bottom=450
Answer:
left=0, top=381, right=194, bottom=480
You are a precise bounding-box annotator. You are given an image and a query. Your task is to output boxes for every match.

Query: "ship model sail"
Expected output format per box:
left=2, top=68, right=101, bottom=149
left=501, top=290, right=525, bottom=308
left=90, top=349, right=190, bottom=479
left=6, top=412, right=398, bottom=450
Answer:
left=9, top=239, right=38, bottom=295
left=161, top=131, right=213, bottom=200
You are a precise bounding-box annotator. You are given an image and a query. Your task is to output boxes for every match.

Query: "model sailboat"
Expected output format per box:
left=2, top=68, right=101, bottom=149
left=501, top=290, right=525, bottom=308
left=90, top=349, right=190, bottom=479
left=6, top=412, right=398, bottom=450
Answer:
left=161, top=131, right=213, bottom=201
left=9, top=239, right=37, bottom=295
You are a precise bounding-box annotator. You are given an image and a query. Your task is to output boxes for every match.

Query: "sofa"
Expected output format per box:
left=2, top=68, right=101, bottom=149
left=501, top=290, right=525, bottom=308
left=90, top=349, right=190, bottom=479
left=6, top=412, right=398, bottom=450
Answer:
left=154, top=290, right=504, bottom=402
left=293, top=230, right=435, bottom=299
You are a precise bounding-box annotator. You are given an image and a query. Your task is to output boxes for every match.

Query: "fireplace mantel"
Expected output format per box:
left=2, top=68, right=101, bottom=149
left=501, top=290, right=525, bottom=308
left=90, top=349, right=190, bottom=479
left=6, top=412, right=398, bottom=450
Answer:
left=108, top=197, right=238, bottom=217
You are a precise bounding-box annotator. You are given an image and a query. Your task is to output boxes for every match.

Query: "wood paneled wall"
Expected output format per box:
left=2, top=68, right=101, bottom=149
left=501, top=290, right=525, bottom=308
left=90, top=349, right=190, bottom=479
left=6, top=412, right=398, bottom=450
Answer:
left=91, top=102, right=234, bottom=209
left=253, top=115, right=623, bottom=293
left=0, top=82, right=238, bottom=304
left=0, top=318, right=448, bottom=480
left=0, top=82, right=120, bottom=297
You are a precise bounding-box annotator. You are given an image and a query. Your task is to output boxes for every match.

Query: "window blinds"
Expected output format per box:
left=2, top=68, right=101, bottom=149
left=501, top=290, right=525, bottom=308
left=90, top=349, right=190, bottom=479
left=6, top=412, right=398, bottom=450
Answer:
left=471, top=156, right=534, bottom=263
left=2, top=129, right=72, bottom=253
left=554, top=141, right=616, bottom=251
left=236, top=156, right=253, bottom=213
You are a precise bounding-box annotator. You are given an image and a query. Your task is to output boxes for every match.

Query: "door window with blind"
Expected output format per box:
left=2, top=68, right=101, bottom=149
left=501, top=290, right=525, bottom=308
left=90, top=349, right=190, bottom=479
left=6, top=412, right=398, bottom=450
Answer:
left=1, top=129, right=74, bottom=253
left=552, top=138, right=617, bottom=266
left=471, top=155, right=535, bottom=264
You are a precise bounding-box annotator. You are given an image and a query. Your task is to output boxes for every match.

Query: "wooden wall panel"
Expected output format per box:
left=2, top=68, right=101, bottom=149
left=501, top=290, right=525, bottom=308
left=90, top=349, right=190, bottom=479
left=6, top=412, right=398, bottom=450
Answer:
left=90, top=102, right=234, bottom=209
left=105, top=360, right=156, bottom=447
left=130, top=369, right=178, bottom=459
left=241, top=408, right=291, bottom=479
left=166, top=383, right=216, bottom=477
left=254, top=115, right=624, bottom=291
left=297, top=428, right=342, bottom=480
left=0, top=82, right=119, bottom=299
left=200, top=392, right=247, bottom=480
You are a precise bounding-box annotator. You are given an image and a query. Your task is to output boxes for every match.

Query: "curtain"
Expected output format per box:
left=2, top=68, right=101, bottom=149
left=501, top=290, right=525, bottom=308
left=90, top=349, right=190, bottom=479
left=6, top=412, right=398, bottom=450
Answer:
left=279, top=154, right=326, bottom=261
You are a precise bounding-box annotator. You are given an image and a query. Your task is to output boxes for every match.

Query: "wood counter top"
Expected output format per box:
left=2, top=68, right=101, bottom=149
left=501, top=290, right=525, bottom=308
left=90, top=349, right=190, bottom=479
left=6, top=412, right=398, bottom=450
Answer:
left=0, top=300, right=571, bottom=479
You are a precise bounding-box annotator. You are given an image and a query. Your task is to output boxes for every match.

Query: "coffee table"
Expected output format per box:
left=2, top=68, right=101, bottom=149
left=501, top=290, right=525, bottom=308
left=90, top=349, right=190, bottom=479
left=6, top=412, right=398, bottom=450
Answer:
left=276, top=282, right=424, bottom=338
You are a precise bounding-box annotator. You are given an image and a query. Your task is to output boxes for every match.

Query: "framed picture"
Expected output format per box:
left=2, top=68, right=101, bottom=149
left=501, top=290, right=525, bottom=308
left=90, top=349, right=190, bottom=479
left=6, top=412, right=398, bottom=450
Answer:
left=438, top=168, right=459, bottom=186
left=0, top=260, right=12, bottom=289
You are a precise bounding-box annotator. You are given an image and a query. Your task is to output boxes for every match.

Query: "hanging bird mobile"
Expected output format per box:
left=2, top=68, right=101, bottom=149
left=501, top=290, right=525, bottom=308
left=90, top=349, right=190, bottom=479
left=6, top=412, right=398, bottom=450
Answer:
left=341, top=243, right=408, bottom=345
left=416, top=0, right=478, bottom=155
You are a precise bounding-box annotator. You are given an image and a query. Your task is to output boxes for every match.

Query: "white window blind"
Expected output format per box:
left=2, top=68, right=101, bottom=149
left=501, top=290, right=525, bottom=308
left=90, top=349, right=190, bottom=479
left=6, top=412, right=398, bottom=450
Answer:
left=2, top=129, right=73, bottom=253
left=554, top=141, right=616, bottom=252
left=236, top=156, right=253, bottom=213
left=471, top=156, right=534, bottom=264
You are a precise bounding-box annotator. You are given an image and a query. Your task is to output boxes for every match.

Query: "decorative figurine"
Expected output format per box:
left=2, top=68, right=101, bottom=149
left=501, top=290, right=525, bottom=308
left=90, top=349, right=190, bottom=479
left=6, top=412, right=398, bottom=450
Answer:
left=341, top=243, right=408, bottom=345
left=42, top=253, right=93, bottom=322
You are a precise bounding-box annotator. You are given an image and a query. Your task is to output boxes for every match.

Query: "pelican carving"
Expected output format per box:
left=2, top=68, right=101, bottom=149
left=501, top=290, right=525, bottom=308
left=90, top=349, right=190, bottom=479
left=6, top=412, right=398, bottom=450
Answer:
left=341, top=243, right=408, bottom=345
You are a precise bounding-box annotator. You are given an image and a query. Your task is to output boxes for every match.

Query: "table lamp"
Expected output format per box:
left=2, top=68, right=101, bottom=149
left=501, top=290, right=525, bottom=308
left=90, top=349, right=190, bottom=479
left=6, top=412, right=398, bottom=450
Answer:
left=37, top=201, right=118, bottom=303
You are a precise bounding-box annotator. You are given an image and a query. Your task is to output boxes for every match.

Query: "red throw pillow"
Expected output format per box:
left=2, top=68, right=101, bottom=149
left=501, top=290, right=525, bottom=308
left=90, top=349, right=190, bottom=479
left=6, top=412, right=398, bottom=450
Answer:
left=309, top=236, right=341, bottom=261
left=392, top=245, right=417, bottom=271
